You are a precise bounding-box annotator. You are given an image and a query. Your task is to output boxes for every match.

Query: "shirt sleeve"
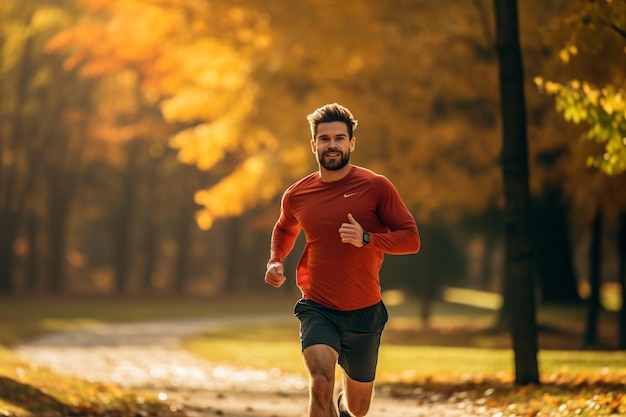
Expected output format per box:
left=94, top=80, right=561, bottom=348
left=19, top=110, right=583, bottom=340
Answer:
left=268, top=190, right=301, bottom=265
left=370, top=176, right=420, bottom=254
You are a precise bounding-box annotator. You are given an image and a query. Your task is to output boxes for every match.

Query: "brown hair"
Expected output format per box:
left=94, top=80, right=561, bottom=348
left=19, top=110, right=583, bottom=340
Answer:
left=306, top=103, right=358, bottom=139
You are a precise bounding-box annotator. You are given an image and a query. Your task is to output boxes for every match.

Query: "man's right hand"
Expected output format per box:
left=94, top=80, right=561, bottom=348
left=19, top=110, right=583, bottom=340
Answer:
left=265, top=262, right=286, bottom=288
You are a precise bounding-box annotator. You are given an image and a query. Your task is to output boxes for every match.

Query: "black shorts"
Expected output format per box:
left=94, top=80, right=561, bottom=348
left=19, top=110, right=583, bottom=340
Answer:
left=293, top=298, right=388, bottom=383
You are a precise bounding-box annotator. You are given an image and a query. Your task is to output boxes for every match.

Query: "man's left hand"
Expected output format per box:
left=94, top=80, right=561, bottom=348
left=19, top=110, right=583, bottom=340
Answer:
left=339, top=213, right=365, bottom=248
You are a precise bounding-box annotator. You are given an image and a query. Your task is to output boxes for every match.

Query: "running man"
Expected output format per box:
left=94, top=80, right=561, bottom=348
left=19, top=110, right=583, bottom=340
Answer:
left=265, top=103, right=420, bottom=417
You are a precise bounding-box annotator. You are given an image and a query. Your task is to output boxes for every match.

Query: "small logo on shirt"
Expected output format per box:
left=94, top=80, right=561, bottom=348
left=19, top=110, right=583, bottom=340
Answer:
left=343, top=192, right=358, bottom=198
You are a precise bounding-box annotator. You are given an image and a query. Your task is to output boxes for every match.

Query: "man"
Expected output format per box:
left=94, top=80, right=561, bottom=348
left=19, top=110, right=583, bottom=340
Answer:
left=265, top=103, right=420, bottom=417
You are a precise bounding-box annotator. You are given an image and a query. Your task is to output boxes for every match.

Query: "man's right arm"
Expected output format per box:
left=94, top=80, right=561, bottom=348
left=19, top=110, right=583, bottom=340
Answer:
left=265, top=192, right=300, bottom=287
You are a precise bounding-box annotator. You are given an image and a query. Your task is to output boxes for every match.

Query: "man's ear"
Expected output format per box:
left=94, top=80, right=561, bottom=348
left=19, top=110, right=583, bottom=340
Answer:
left=310, top=138, right=317, bottom=153
left=350, top=136, right=356, bottom=152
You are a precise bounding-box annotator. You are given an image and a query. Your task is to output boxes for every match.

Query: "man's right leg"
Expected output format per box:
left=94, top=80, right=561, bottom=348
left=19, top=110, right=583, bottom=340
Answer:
left=302, top=344, right=339, bottom=417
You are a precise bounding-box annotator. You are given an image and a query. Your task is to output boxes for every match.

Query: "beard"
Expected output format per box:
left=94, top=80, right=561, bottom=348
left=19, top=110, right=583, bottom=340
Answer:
left=319, top=150, right=350, bottom=171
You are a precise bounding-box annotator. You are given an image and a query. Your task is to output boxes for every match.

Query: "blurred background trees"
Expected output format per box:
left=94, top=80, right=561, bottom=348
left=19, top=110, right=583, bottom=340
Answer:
left=0, top=0, right=624, bottom=346
left=533, top=0, right=626, bottom=348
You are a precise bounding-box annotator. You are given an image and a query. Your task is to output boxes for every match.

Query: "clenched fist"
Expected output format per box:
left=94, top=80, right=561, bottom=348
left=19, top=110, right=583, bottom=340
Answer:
left=265, top=262, right=286, bottom=288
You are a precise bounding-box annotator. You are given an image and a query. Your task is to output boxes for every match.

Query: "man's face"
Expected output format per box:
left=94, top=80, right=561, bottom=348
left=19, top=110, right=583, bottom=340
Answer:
left=311, top=121, right=355, bottom=171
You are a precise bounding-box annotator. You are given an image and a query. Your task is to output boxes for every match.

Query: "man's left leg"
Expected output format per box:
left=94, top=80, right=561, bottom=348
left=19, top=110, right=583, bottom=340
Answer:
left=338, top=372, right=375, bottom=417
left=336, top=301, right=388, bottom=417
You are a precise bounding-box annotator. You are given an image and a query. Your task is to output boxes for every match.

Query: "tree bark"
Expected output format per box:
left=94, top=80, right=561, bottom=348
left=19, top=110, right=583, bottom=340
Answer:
left=618, top=211, right=626, bottom=349
left=46, top=169, right=74, bottom=293
left=0, top=216, right=18, bottom=294
left=46, top=85, right=88, bottom=294
left=0, top=13, right=35, bottom=295
left=584, top=208, right=602, bottom=347
left=173, top=202, right=194, bottom=294
left=224, top=216, right=244, bottom=294
left=418, top=224, right=435, bottom=327
left=139, top=153, right=160, bottom=293
left=531, top=189, right=580, bottom=304
left=25, top=212, right=40, bottom=292
left=493, top=0, right=540, bottom=385
left=139, top=211, right=159, bottom=293
left=113, top=141, right=140, bottom=295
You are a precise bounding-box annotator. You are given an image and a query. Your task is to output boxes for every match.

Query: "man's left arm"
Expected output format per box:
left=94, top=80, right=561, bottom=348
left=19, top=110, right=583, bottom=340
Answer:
left=370, top=177, right=420, bottom=254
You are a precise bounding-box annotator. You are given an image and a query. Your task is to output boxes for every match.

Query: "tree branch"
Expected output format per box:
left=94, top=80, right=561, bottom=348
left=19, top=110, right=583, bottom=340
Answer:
left=610, top=23, right=626, bottom=40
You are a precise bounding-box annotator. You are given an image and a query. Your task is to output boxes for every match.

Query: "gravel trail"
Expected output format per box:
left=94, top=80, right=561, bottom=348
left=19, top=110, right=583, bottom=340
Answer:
left=13, top=314, right=498, bottom=417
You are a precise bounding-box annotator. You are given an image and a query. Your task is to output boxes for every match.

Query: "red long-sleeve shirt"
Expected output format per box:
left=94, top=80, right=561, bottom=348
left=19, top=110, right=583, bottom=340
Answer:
left=269, top=165, right=420, bottom=311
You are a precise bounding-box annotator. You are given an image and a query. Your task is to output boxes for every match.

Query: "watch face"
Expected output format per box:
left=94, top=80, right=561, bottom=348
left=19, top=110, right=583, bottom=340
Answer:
left=363, top=232, right=370, bottom=244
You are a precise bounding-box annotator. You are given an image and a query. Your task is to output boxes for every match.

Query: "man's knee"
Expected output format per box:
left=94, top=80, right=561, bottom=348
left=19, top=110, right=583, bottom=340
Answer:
left=346, top=394, right=372, bottom=417
left=303, top=345, right=337, bottom=381
left=309, top=371, right=334, bottom=390
left=343, top=376, right=374, bottom=417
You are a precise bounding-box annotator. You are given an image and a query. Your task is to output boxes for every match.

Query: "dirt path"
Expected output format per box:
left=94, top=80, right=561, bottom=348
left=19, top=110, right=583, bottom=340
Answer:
left=13, top=314, right=498, bottom=417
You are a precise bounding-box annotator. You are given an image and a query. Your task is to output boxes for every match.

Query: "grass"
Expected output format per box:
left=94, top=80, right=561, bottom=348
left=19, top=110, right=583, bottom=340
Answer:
left=183, top=322, right=303, bottom=374
left=181, top=317, right=626, bottom=381
left=1, top=295, right=625, bottom=416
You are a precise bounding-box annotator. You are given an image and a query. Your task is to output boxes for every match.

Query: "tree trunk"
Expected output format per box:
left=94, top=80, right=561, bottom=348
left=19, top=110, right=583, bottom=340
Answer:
left=0, top=214, right=18, bottom=294
left=480, top=229, right=500, bottom=292
left=25, top=212, right=40, bottom=292
left=139, top=156, right=160, bottom=292
left=0, top=14, right=35, bottom=295
left=418, top=224, right=435, bottom=327
left=493, top=0, right=540, bottom=385
left=139, top=214, right=159, bottom=293
left=224, top=216, right=244, bottom=294
left=113, top=141, right=140, bottom=295
left=531, top=188, right=580, bottom=304
left=618, top=211, right=626, bottom=349
left=47, top=172, right=73, bottom=294
left=173, top=202, right=194, bottom=294
left=45, top=91, right=87, bottom=294
left=584, top=208, right=602, bottom=347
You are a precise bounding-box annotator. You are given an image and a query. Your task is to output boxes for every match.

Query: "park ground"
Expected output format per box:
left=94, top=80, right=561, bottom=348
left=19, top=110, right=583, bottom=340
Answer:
left=0, top=296, right=625, bottom=416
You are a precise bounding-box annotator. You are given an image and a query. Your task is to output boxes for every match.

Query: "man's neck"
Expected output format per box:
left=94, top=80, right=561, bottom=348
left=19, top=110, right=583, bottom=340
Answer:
left=318, top=164, right=352, bottom=183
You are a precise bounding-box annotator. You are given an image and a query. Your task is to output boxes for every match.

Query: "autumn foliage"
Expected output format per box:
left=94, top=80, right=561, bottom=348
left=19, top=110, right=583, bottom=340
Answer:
left=0, top=1, right=624, bottom=321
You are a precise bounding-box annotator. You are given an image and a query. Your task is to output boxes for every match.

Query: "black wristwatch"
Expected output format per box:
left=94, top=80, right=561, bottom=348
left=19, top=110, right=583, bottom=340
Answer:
left=362, top=231, right=370, bottom=246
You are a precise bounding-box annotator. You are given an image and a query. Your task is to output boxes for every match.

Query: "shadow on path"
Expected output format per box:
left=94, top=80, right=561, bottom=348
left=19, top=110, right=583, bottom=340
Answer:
left=0, top=376, right=70, bottom=415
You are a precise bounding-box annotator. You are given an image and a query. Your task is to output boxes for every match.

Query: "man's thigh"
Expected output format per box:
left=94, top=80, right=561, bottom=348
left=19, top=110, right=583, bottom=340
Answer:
left=337, top=301, right=388, bottom=382
left=294, top=299, right=342, bottom=353
left=302, top=344, right=339, bottom=377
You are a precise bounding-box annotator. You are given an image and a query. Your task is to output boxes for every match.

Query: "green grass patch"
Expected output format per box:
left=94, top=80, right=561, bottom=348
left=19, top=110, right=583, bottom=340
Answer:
left=183, top=322, right=304, bottom=375
left=182, top=321, right=626, bottom=380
